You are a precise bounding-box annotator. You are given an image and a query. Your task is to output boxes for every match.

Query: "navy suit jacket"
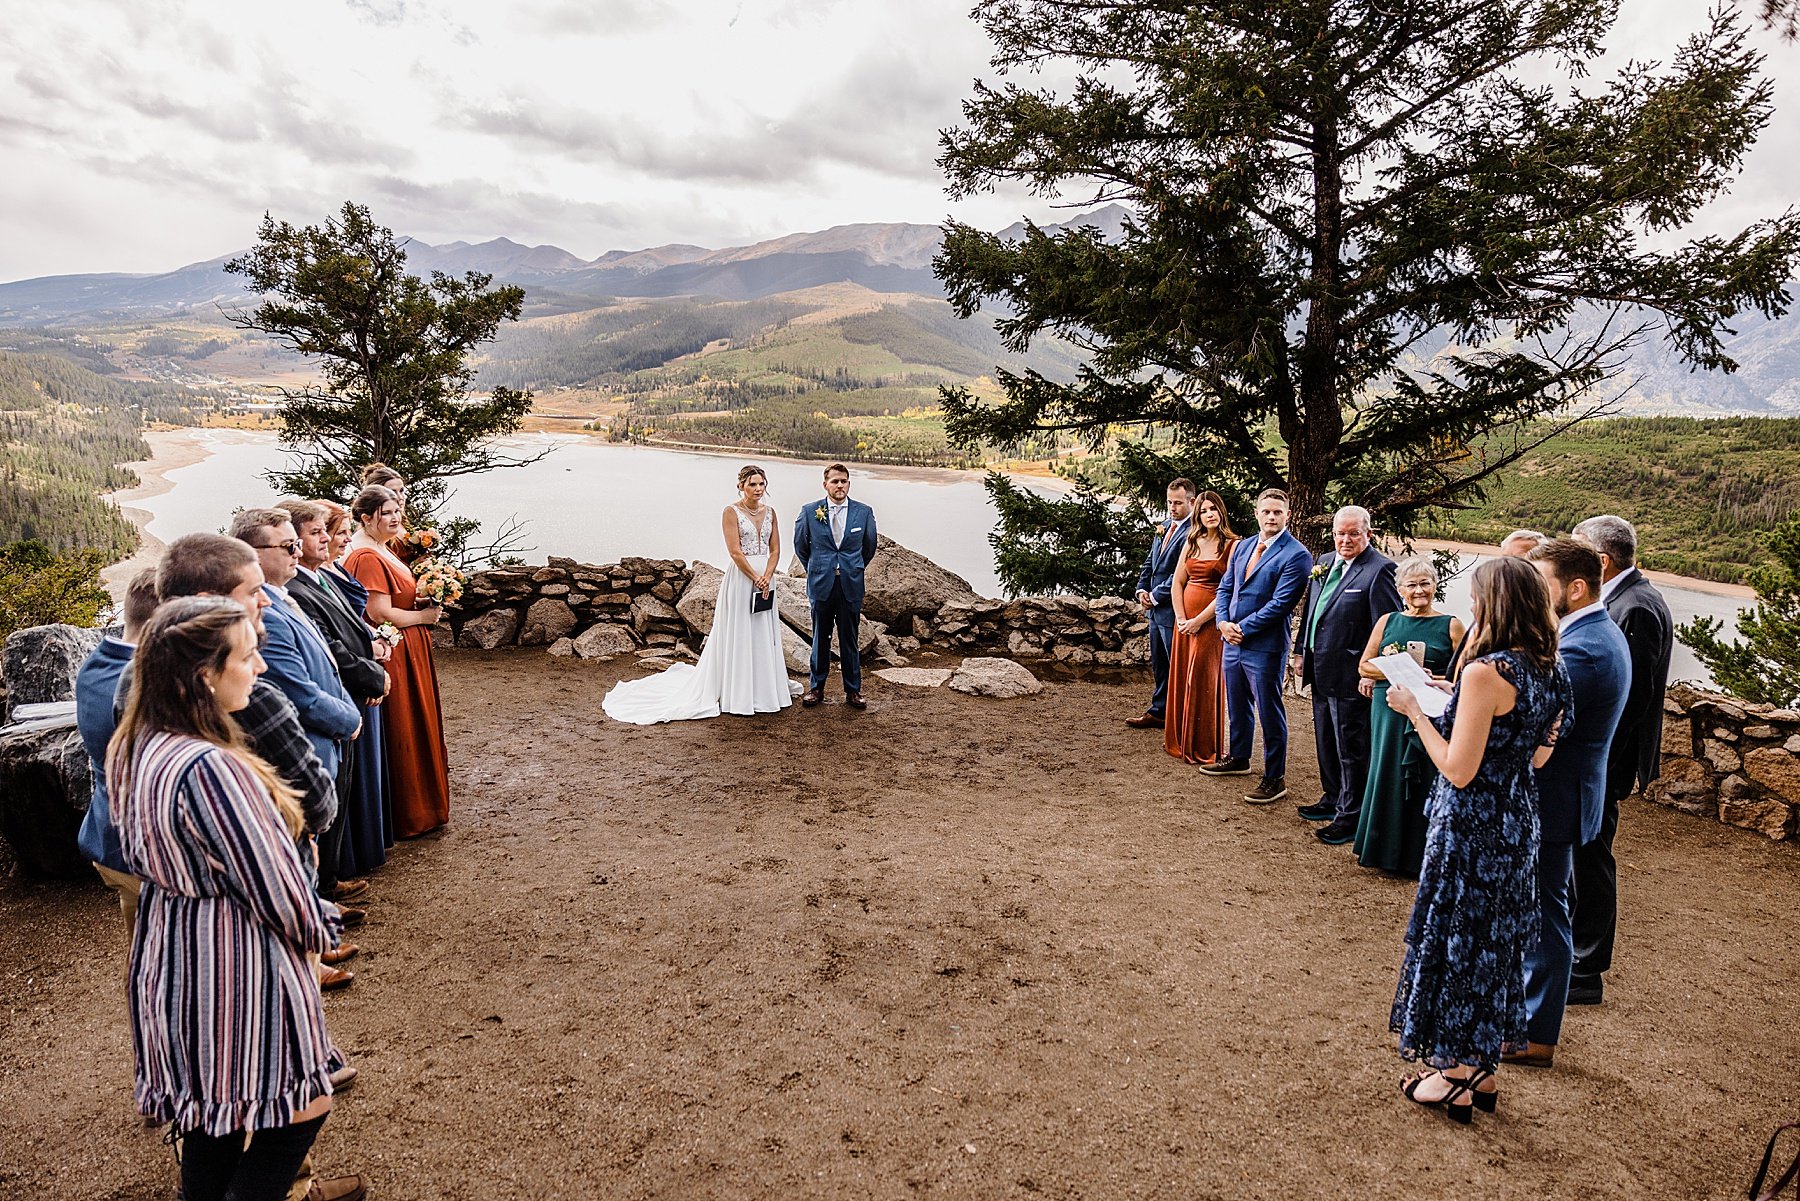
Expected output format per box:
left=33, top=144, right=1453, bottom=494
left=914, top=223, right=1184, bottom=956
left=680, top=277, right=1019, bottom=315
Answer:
left=1215, top=529, right=1312, bottom=656
left=1134, top=515, right=1192, bottom=629
left=260, top=584, right=360, bottom=776
left=1604, top=570, right=1673, bottom=801
left=1537, top=607, right=1632, bottom=844
left=74, top=636, right=134, bottom=871
left=793, top=499, right=878, bottom=611
left=1299, top=548, right=1402, bottom=698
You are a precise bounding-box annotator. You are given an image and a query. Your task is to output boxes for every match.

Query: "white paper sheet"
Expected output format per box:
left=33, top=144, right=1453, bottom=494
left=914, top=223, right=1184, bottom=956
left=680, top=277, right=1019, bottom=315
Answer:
left=1371, top=653, right=1450, bottom=718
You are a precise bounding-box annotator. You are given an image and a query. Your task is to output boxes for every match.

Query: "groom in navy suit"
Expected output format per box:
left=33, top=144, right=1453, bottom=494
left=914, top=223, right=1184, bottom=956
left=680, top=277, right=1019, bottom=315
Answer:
left=1294, top=506, right=1400, bottom=845
left=793, top=463, right=879, bottom=710
left=1203, top=488, right=1312, bottom=802
left=1511, top=539, right=1630, bottom=1067
left=1125, top=479, right=1195, bottom=728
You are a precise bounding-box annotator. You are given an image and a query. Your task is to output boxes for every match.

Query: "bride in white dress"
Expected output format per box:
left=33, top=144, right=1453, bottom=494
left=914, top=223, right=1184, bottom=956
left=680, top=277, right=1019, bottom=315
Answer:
left=602, top=465, right=801, bottom=724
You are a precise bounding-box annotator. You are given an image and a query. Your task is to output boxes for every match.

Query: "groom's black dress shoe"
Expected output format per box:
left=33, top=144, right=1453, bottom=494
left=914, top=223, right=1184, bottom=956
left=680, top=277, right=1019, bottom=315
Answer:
left=800, top=688, right=822, bottom=707
left=846, top=691, right=867, bottom=710
left=1566, top=976, right=1604, bottom=1005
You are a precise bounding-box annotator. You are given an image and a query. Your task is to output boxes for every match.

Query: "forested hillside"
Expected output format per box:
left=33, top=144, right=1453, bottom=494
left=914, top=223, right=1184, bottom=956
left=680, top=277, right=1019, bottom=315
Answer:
left=0, top=351, right=206, bottom=555
left=1419, top=417, right=1800, bottom=583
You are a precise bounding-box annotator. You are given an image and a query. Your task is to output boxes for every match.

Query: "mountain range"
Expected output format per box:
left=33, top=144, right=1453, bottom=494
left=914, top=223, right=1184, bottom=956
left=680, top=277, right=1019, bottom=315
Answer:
left=1, top=202, right=1796, bottom=416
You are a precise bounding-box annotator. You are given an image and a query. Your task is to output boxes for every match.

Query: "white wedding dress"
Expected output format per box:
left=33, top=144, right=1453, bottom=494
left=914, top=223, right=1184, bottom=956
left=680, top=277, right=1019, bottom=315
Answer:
left=602, top=505, right=800, bottom=724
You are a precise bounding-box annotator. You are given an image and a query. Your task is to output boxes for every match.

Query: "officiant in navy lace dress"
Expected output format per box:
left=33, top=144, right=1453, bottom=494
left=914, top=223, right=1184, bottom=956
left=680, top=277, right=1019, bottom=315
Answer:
left=1382, top=557, right=1572, bottom=1124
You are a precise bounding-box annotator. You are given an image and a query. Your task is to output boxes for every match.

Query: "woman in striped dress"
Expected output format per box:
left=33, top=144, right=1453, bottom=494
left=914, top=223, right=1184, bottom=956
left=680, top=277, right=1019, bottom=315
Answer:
left=108, top=597, right=360, bottom=1200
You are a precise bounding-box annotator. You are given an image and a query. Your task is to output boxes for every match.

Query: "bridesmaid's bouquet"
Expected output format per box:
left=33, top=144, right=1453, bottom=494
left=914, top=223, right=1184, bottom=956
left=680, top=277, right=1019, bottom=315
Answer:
left=401, top=527, right=441, bottom=553
left=412, top=557, right=467, bottom=607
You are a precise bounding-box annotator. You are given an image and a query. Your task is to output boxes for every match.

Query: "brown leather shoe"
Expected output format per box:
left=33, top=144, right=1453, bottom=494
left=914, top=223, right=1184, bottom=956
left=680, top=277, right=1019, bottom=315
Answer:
left=800, top=688, right=822, bottom=707
left=332, top=879, right=369, bottom=902
left=846, top=690, right=867, bottom=710
left=321, top=943, right=359, bottom=966
left=337, top=906, right=366, bottom=929
left=1500, top=1041, right=1555, bottom=1068
left=305, top=1175, right=367, bottom=1201
left=319, top=965, right=355, bottom=991
left=1124, top=712, right=1165, bottom=729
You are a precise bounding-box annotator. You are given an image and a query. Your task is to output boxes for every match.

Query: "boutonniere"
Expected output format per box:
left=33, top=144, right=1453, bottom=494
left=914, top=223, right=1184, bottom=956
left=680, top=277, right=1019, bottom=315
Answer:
left=814, top=505, right=828, bottom=521
left=1310, top=563, right=1329, bottom=580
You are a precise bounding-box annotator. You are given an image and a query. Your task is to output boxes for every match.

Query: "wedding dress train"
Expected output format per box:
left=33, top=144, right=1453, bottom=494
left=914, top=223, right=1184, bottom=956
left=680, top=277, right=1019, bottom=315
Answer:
left=602, top=506, right=799, bottom=724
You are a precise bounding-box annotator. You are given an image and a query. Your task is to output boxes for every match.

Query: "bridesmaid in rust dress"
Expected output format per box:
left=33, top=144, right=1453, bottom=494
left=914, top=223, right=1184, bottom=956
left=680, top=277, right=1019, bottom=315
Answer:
left=344, top=485, right=451, bottom=839
left=1165, top=491, right=1237, bottom=764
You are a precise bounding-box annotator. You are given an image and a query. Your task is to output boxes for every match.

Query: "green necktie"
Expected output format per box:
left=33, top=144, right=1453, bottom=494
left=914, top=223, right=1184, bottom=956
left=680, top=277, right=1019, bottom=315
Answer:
left=1308, top=558, right=1346, bottom=644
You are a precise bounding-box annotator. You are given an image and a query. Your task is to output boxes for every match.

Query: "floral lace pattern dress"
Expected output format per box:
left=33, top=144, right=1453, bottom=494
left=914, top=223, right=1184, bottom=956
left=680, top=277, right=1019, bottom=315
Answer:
left=1390, top=649, right=1572, bottom=1071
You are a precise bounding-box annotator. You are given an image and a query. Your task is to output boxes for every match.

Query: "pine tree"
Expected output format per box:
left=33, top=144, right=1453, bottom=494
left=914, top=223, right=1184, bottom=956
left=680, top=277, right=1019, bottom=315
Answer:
left=936, top=2, right=1800, bottom=593
left=224, top=203, right=539, bottom=533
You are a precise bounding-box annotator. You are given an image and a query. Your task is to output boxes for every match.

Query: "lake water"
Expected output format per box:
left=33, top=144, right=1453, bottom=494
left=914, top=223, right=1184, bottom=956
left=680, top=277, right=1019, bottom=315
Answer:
left=124, top=429, right=1741, bottom=686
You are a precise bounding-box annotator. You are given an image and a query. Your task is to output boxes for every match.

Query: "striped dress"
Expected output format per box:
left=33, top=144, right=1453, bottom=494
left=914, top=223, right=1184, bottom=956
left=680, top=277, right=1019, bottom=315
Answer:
left=115, top=731, right=345, bottom=1135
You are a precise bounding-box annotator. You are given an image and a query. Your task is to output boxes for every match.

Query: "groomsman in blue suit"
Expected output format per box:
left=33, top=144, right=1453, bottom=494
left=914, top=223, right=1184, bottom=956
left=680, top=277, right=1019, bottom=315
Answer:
left=1294, top=506, right=1401, bottom=845
left=1203, top=488, right=1313, bottom=802
left=230, top=509, right=362, bottom=779
left=1125, top=478, right=1195, bottom=729
left=1510, top=539, right=1630, bottom=1067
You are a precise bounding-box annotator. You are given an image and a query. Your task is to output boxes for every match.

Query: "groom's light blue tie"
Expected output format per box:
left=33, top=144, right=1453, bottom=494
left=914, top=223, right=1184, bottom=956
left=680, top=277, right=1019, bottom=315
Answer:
left=830, top=503, right=846, bottom=545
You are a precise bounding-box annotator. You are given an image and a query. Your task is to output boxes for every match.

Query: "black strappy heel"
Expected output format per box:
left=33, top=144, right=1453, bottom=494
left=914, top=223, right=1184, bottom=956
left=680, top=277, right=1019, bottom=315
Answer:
left=1470, top=1070, right=1498, bottom=1113
left=1401, top=1069, right=1488, bottom=1124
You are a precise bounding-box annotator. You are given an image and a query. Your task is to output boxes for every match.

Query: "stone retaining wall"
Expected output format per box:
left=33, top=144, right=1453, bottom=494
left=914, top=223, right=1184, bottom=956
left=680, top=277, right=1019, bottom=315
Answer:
left=1650, top=684, right=1800, bottom=841
left=445, top=552, right=1153, bottom=667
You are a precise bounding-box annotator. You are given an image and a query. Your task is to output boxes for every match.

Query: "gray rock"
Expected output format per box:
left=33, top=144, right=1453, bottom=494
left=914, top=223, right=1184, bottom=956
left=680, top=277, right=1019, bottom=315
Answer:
left=546, top=637, right=575, bottom=657
left=458, top=608, right=519, bottom=650
left=519, top=598, right=578, bottom=647
left=947, top=657, right=1043, bottom=699
left=875, top=667, right=953, bottom=688
left=0, top=722, right=91, bottom=878
left=574, top=623, right=639, bottom=660
left=676, top=562, right=724, bottom=637
left=862, top=536, right=983, bottom=626
left=629, top=593, right=684, bottom=636
left=2, top=624, right=106, bottom=717
left=430, top=625, right=454, bottom=650
left=781, top=623, right=812, bottom=676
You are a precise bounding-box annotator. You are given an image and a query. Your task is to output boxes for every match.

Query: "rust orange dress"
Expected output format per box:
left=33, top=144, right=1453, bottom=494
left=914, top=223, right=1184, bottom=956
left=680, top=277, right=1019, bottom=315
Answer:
left=345, top=545, right=450, bottom=838
left=1165, top=546, right=1232, bottom=764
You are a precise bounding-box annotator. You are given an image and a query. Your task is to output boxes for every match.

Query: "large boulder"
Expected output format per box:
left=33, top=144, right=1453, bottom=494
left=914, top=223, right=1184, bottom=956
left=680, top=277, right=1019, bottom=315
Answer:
left=3, top=625, right=106, bottom=718
left=780, top=623, right=812, bottom=676
left=676, top=562, right=725, bottom=637
left=519, top=598, right=578, bottom=647
left=574, top=623, right=639, bottom=660
left=947, top=657, right=1043, bottom=699
left=0, top=721, right=91, bottom=878
left=862, top=536, right=983, bottom=627
left=458, top=608, right=519, bottom=650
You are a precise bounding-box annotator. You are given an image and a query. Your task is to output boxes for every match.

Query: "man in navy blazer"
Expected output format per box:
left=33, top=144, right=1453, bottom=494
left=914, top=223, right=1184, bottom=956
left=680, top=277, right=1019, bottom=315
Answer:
left=1513, top=539, right=1630, bottom=1066
left=1126, top=479, right=1195, bottom=728
left=792, top=463, right=879, bottom=710
left=1293, top=506, right=1401, bottom=844
left=1202, top=488, right=1313, bottom=801
left=1568, top=514, right=1672, bottom=1005
left=230, top=509, right=362, bottom=776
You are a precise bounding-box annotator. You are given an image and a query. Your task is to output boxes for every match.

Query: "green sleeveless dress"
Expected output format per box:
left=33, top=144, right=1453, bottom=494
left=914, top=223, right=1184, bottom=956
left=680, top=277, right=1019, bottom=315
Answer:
left=1353, top=611, right=1456, bottom=877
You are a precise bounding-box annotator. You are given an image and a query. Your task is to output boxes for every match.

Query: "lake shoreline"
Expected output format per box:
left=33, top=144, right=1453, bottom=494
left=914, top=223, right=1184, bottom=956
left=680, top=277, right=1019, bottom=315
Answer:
left=1408, top=537, right=1756, bottom=601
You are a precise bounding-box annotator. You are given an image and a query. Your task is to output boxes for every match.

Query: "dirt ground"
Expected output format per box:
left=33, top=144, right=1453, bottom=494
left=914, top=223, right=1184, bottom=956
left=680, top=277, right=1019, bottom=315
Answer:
left=4, top=650, right=1798, bottom=1200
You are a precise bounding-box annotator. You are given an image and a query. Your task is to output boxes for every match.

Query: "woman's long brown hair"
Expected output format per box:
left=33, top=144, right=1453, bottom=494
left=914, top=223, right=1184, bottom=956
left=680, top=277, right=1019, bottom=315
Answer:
left=1185, top=490, right=1237, bottom=558
left=107, top=597, right=304, bottom=838
left=1462, top=556, right=1559, bottom=672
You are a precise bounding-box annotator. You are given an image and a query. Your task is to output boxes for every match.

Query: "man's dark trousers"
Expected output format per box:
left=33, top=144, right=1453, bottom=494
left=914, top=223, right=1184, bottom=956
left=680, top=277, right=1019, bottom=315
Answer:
left=1527, top=841, right=1577, bottom=1043
left=1147, top=620, right=1174, bottom=717
left=809, top=575, right=862, bottom=694
left=1313, top=693, right=1371, bottom=821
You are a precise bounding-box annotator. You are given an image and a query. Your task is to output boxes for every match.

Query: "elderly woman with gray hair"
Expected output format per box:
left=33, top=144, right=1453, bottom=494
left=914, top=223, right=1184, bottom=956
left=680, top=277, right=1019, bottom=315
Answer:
left=1353, top=556, right=1464, bottom=877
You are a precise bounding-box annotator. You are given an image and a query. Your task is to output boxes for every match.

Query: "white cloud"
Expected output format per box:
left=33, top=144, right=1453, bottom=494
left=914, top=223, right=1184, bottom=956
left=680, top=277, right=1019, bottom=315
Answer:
left=0, top=0, right=1794, bottom=280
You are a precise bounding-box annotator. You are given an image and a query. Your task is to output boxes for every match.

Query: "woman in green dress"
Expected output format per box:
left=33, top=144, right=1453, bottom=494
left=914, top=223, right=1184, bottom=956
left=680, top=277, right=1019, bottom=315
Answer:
left=1353, top=557, right=1465, bottom=877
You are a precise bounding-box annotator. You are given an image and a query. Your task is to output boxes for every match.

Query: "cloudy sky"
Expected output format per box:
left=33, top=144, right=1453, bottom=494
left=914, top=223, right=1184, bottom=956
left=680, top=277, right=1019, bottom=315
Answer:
left=2, top=0, right=1796, bottom=282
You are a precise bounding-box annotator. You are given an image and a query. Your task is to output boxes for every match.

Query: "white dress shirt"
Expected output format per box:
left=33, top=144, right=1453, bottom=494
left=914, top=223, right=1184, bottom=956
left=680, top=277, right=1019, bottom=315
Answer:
left=1557, top=599, right=1606, bottom=634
